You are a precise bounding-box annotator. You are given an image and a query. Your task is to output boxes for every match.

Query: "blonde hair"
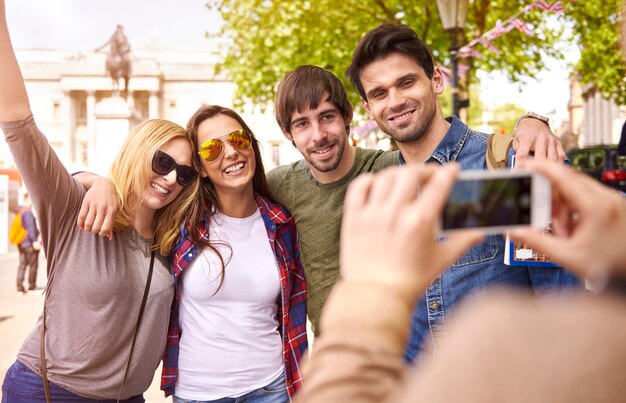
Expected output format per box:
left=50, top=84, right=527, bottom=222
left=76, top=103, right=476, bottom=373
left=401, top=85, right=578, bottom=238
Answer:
left=108, top=119, right=201, bottom=255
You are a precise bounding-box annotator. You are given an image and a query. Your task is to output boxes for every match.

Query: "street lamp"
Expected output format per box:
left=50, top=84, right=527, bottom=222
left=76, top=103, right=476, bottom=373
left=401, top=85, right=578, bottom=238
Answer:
left=436, top=0, right=469, bottom=117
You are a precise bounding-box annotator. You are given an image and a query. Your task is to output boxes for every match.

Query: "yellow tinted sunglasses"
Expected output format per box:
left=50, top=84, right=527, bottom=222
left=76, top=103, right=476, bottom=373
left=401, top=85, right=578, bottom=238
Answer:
left=198, top=129, right=253, bottom=162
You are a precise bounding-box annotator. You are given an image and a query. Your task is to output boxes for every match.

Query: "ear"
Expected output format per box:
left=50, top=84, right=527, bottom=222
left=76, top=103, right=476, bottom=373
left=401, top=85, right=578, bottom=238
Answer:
left=432, top=67, right=445, bottom=95
left=344, top=104, right=354, bottom=127
left=281, top=127, right=294, bottom=142
left=361, top=97, right=373, bottom=119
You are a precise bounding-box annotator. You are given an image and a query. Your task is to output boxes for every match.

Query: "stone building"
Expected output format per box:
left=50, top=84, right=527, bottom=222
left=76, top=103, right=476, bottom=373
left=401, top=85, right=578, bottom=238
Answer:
left=0, top=44, right=301, bottom=174
left=564, top=76, right=625, bottom=149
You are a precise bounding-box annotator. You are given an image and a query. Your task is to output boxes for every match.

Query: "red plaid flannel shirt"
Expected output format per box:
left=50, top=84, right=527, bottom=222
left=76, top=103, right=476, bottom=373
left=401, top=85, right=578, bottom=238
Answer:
left=160, top=194, right=307, bottom=398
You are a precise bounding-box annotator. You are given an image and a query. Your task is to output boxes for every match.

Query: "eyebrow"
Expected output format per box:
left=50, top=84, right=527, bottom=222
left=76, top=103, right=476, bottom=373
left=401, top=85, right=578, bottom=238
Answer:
left=366, top=73, right=419, bottom=99
left=291, top=107, right=339, bottom=126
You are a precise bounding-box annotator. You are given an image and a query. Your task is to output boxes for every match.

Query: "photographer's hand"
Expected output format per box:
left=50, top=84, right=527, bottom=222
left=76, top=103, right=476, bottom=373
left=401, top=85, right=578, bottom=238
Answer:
left=340, top=163, right=483, bottom=302
left=509, top=160, right=626, bottom=278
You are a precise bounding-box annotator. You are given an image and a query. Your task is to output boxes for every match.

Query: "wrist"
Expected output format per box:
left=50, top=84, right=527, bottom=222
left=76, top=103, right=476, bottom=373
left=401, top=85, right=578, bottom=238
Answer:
left=514, top=112, right=550, bottom=131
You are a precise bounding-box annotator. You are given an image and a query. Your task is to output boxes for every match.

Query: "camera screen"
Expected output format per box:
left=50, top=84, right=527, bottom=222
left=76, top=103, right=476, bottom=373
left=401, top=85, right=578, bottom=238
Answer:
left=442, top=176, right=532, bottom=230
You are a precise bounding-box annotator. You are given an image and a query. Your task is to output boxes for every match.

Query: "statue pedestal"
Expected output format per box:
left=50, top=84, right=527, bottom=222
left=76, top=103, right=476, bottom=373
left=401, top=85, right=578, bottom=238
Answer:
left=91, top=96, right=132, bottom=176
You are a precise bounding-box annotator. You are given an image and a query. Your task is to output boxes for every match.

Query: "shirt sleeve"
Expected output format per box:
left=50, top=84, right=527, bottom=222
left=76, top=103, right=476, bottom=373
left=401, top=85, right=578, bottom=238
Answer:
left=2, top=115, right=85, bottom=272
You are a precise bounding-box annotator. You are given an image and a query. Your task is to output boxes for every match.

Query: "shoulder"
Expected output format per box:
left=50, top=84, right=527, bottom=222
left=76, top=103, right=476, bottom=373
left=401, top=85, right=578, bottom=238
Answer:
left=356, top=147, right=399, bottom=171
left=466, top=126, right=490, bottom=144
left=267, top=160, right=309, bottom=192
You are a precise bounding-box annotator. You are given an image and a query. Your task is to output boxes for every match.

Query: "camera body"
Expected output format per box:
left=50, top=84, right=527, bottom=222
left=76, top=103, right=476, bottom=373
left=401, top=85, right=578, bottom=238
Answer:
left=440, top=169, right=551, bottom=235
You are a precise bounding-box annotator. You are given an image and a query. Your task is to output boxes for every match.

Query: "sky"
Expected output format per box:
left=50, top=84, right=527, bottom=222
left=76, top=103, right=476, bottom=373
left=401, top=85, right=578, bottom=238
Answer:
left=5, top=0, right=218, bottom=51
left=5, top=0, right=578, bottom=122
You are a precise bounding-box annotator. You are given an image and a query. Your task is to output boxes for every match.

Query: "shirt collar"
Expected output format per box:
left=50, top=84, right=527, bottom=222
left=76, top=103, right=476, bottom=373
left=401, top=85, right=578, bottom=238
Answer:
left=254, top=193, right=290, bottom=226
left=398, top=116, right=469, bottom=165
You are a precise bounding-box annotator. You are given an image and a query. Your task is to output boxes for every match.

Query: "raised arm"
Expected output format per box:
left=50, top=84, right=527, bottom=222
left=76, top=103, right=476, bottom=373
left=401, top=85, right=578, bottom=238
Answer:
left=0, top=0, right=31, bottom=121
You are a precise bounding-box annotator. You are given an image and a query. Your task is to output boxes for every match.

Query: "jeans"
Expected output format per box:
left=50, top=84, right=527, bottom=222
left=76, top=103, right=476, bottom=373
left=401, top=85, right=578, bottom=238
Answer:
left=2, top=360, right=144, bottom=403
left=173, top=372, right=288, bottom=403
left=16, top=245, right=38, bottom=291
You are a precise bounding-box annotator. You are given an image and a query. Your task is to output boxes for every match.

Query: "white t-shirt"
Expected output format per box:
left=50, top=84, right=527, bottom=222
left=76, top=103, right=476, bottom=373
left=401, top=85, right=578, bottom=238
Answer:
left=175, top=209, right=284, bottom=400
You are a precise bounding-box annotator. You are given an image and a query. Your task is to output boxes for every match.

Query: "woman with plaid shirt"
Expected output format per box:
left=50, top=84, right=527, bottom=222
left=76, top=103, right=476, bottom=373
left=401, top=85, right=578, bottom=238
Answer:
left=160, top=105, right=307, bottom=403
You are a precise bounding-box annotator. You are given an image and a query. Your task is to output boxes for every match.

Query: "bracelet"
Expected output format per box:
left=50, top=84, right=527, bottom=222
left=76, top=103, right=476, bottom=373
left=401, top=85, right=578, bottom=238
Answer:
left=514, top=112, right=550, bottom=131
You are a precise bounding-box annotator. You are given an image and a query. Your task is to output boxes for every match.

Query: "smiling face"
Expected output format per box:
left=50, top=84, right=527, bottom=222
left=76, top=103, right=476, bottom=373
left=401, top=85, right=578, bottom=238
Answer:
left=196, top=114, right=256, bottom=200
left=282, top=95, right=353, bottom=182
left=141, top=137, right=192, bottom=212
left=360, top=52, right=444, bottom=144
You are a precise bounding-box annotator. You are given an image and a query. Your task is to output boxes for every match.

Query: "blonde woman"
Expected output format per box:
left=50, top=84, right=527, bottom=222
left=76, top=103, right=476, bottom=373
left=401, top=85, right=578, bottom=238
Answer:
left=0, top=2, right=200, bottom=402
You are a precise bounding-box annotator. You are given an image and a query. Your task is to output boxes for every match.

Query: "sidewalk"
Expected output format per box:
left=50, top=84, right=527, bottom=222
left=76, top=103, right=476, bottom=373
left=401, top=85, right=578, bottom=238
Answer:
left=0, top=249, right=169, bottom=402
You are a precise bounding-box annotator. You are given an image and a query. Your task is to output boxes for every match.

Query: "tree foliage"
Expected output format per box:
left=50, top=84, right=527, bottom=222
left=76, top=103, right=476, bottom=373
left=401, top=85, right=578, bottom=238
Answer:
left=207, top=0, right=566, bottom=113
left=565, top=0, right=626, bottom=105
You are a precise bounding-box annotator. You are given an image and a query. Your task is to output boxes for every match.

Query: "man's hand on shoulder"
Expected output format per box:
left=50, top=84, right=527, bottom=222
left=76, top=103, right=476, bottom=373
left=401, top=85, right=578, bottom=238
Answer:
left=77, top=177, right=119, bottom=239
left=512, top=113, right=565, bottom=162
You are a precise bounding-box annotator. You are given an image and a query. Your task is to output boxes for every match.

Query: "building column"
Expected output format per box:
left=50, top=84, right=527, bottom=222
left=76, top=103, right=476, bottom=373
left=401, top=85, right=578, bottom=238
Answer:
left=86, top=90, right=96, bottom=167
left=594, top=91, right=601, bottom=145
left=126, top=90, right=135, bottom=112
left=149, top=91, right=159, bottom=119
left=582, top=96, right=590, bottom=146
left=61, top=90, right=72, bottom=164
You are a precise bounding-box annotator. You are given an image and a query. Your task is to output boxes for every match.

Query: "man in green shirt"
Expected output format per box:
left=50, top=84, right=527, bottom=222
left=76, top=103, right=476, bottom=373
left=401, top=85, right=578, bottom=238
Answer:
left=266, top=65, right=561, bottom=336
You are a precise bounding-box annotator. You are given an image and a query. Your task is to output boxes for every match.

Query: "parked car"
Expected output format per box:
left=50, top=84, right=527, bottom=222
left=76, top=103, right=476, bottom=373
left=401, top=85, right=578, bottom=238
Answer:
left=567, top=145, right=626, bottom=192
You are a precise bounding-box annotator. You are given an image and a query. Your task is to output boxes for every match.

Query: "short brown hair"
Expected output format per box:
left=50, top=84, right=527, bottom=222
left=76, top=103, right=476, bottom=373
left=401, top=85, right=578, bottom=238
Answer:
left=275, top=65, right=353, bottom=133
left=346, top=24, right=435, bottom=100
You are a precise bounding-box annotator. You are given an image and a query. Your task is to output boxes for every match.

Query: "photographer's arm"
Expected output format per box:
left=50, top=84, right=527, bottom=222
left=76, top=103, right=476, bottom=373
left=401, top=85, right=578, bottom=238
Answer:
left=295, top=164, right=482, bottom=403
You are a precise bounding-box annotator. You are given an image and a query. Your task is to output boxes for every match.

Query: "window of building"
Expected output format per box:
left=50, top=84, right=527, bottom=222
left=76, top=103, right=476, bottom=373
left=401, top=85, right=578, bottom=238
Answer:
left=270, top=141, right=281, bottom=167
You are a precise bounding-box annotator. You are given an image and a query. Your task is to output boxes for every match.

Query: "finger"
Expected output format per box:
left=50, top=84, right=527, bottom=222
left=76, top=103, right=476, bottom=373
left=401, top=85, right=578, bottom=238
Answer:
left=77, top=201, right=90, bottom=229
left=555, top=140, right=566, bottom=162
left=99, top=212, right=116, bottom=238
left=546, top=138, right=558, bottom=162
left=508, top=227, right=584, bottom=275
left=513, top=136, right=530, bottom=160
left=532, top=135, right=547, bottom=161
left=344, top=173, right=374, bottom=213
left=367, top=167, right=398, bottom=204
left=412, top=164, right=460, bottom=224
left=389, top=164, right=438, bottom=205
left=82, top=208, right=97, bottom=233
left=526, top=160, right=598, bottom=212
left=90, top=208, right=106, bottom=235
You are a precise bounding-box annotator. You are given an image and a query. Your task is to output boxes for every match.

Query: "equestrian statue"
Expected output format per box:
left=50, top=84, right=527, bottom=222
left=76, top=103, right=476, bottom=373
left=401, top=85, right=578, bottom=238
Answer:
left=96, top=25, right=132, bottom=96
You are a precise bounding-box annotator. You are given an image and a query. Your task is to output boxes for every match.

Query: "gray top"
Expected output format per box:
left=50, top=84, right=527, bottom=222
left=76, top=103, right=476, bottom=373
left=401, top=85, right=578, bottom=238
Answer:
left=2, top=115, right=174, bottom=400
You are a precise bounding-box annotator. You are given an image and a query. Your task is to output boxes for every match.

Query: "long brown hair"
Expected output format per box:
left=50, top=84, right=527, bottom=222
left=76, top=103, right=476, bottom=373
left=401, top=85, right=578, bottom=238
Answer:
left=184, top=105, right=270, bottom=291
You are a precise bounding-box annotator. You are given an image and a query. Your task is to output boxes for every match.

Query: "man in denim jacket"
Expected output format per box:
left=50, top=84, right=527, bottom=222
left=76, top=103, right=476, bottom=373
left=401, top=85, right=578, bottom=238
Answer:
left=346, top=23, right=580, bottom=361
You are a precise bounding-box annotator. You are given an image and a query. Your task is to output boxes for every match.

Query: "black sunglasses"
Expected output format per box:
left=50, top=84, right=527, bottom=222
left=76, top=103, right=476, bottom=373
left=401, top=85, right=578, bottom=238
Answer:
left=151, top=150, right=198, bottom=186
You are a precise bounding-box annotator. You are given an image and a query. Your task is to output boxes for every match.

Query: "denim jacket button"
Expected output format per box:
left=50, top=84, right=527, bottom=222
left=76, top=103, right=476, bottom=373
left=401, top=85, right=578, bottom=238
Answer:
left=430, top=302, right=439, bottom=310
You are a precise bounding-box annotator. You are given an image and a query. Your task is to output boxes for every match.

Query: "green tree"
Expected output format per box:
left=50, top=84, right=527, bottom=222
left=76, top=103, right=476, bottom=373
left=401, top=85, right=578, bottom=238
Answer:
left=207, top=0, right=565, bottom=112
left=565, top=0, right=626, bottom=105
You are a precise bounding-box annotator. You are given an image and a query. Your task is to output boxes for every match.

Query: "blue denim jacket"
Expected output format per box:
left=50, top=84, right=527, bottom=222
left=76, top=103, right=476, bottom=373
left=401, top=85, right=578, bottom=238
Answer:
left=400, top=116, right=580, bottom=361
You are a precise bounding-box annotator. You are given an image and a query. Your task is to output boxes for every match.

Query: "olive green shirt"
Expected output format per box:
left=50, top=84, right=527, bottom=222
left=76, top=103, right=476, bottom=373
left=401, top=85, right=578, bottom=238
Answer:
left=267, top=147, right=398, bottom=334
